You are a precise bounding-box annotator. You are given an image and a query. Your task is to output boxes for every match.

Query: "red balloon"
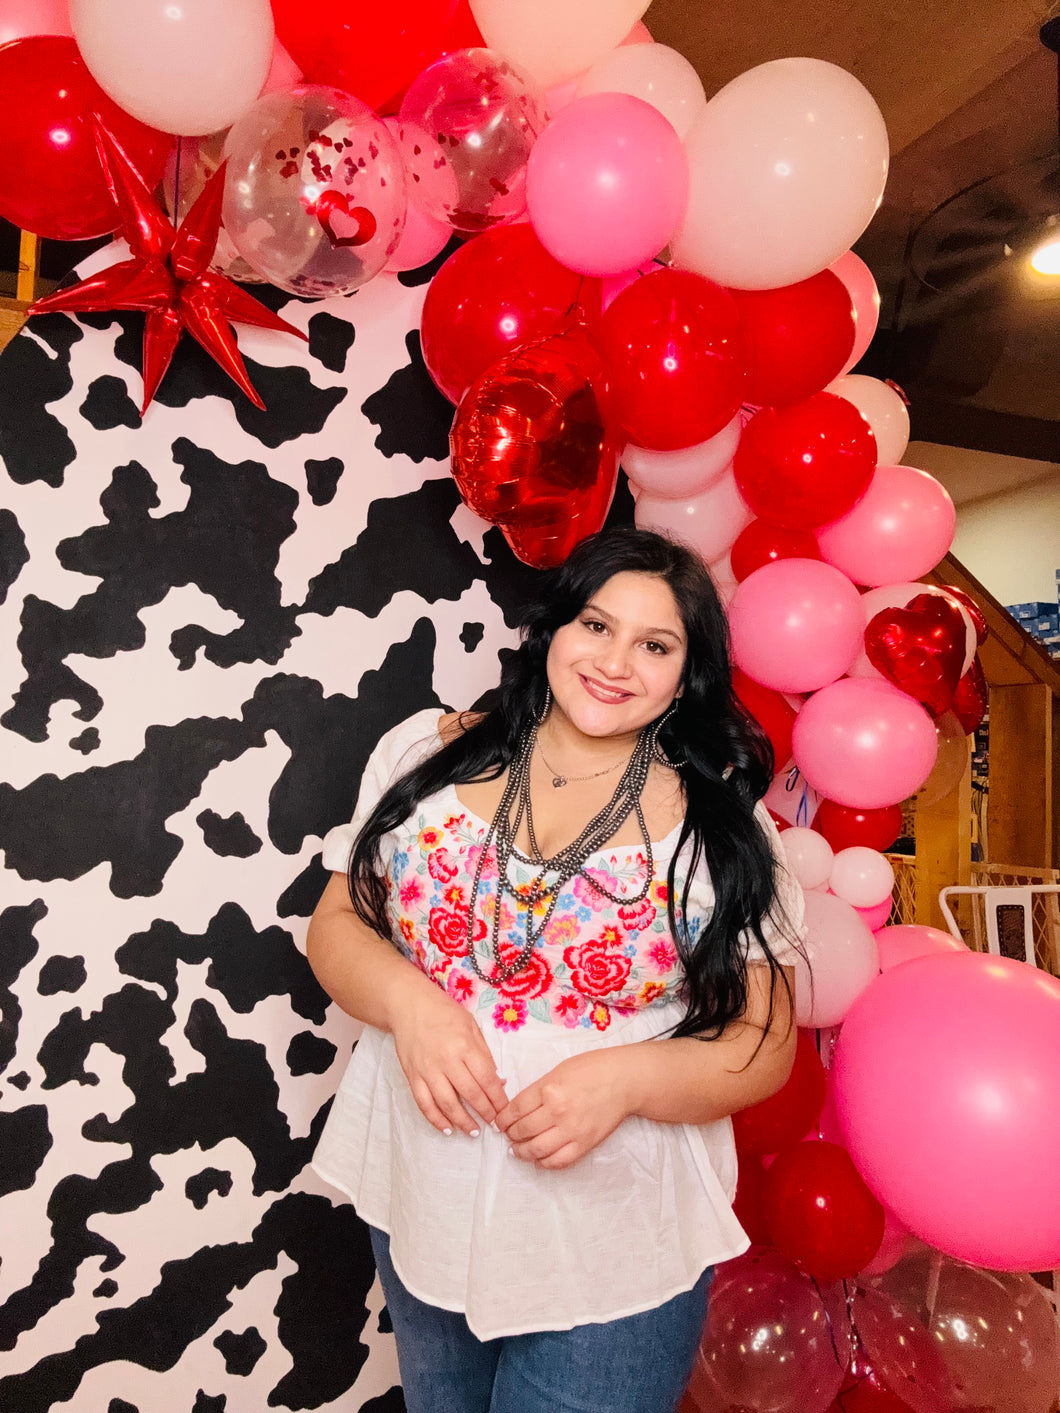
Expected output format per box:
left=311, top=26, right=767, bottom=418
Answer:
left=272, top=0, right=459, bottom=112
left=421, top=225, right=599, bottom=404
left=732, top=1152, right=772, bottom=1245
left=730, top=519, right=821, bottom=582
left=437, top=0, right=486, bottom=51
left=0, top=37, right=170, bottom=241
left=814, top=800, right=903, bottom=853
left=763, top=1139, right=886, bottom=1281
left=732, top=668, right=798, bottom=766
left=449, top=326, right=618, bottom=568
left=939, top=584, right=987, bottom=645
left=949, top=654, right=988, bottom=735
left=733, top=393, right=877, bottom=530
left=596, top=268, right=748, bottom=451
left=729, top=270, right=856, bottom=406
left=827, top=1348, right=920, bottom=1413
left=864, top=593, right=967, bottom=718
left=733, top=1030, right=826, bottom=1156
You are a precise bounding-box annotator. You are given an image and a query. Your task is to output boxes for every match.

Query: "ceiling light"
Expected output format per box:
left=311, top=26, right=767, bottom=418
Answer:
left=1030, top=235, right=1060, bottom=275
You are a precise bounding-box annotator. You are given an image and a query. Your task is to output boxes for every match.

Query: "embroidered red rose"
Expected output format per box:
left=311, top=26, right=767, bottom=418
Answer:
left=617, top=897, right=656, bottom=932
left=428, top=847, right=459, bottom=882
left=564, top=937, right=632, bottom=997
left=495, top=942, right=552, bottom=1000
left=428, top=905, right=484, bottom=958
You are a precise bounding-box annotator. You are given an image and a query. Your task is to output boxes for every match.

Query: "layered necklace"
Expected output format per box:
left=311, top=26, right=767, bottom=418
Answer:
left=464, top=711, right=674, bottom=987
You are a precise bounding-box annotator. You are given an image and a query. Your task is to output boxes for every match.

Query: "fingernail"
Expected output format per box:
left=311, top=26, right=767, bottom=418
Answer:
left=468, top=1128, right=480, bottom=1138
left=443, top=1127, right=453, bottom=1136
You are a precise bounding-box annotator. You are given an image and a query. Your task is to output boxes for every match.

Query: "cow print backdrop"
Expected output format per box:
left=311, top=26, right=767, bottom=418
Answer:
left=0, top=244, right=630, bottom=1410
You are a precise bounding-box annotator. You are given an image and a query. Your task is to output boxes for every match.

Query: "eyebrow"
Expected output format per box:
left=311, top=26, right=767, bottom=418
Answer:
left=582, top=601, right=686, bottom=643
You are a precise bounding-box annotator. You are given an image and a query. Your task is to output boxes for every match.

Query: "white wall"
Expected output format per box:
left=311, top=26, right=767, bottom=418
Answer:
left=906, top=441, right=1060, bottom=606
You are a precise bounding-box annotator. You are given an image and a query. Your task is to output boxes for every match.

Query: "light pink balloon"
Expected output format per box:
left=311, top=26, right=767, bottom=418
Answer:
left=875, top=923, right=967, bottom=972
left=382, top=117, right=452, bottom=272
left=859, top=1207, right=913, bottom=1276
left=526, top=92, right=689, bottom=276
left=259, top=36, right=302, bottom=96
left=544, top=77, right=581, bottom=113
left=829, top=251, right=880, bottom=373
left=827, top=373, right=910, bottom=465
left=816, top=465, right=956, bottom=587
left=848, top=582, right=976, bottom=681
left=833, top=952, right=1060, bottom=1269
left=471, top=0, right=650, bottom=89
left=621, top=415, right=741, bottom=498
left=634, top=468, right=751, bottom=565
left=0, top=0, right=72, bottom=47
left=795, top=889, right=880, bottom=1028
left=729, top=558, right=865, bottom=694
left=601, top=259, right=660, bottom=311
left=575, top=42, right=707, bottom=139
left=620, top=20, right=654, bottom=44
left=857, top=898, right=893, bottom=931
left=780, top=826, right=834, bottom=891
left=830, top=846, right=894, bottom=908
left=792, top=677, right=938, bottom=808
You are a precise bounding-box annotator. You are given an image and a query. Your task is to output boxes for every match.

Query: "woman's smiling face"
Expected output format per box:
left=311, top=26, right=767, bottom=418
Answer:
left=545, top=571, right=687, bottom=741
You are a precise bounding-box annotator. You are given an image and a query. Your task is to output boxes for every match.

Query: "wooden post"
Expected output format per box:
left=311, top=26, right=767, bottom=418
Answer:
left=915, top=749, right=972, bottom=930
left=16, top=229, right=39, bottom=306
left=989, top=684, right=1053, bottom=868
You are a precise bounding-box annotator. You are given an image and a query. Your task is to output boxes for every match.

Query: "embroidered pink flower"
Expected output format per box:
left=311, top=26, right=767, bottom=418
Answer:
left=493, top=997, right=527, bottom=1032
left=572, top=869, right=619, bottom=912
left=443, top=881, right=466, bottom=907
left=428, top=847, right=459, bottom=882
left=617, top=897, right=656, bottom=932
left=399, top=876, right=424, bottom=909
left=638, top=980, right=666, bottom=1005
left=444, top=813, right=467, bottom=830
left=590, top=1002, right=611, bottom=1031
left=447, top=970, right=475, bottom=1004
left=428, top=905, right=484, bottom=958
left=647, top=938, right=678, bottom=974
left=553, top=992, right=587, bottom=1028
left=564, top=937, right=632, bottom=997
left=597, top=922, right=625, bottom=948
left=495, top=942, right=552, bottom=1000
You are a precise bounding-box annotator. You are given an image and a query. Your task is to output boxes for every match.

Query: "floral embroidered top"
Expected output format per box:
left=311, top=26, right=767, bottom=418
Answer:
left=312, top=710, right=804, bottom=1340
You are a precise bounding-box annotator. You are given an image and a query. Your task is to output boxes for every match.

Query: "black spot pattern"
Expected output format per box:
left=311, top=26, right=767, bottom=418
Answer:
left=197, top=810, right=262, bottom=858
left=308, top=312, right=357, bottom=373
left=286, top=1031, right=337, bottom=1076
left=185, top=1168, right=233, bottom=1210
left=0, top=1105, right=52, bottom=1196
left=37, top=955, right=87, bottom=995
left=460, top=621, right=484, bottom=653
left=361, top=330, right=453, bottom=463
left=0, top=508, right=28, bottom=605
left=1, top=900, right=45, bottom=1074
left=0, top=316, right=78, bottom=486
left=305, top=456, right=344, bottom=506
left=80, top=375, right=141, bottom=430
left=69, top=727, right=101, bottom=754
left=213, top=1326, right=266, bottom=1376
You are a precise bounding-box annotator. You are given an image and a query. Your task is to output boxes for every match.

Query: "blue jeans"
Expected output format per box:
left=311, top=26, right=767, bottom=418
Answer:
left=369, top=1227, right=712, bottom=1413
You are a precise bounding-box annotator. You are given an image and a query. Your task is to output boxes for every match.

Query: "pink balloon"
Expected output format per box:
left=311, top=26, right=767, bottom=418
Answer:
left=827, top=373, right=910, bottom=466
left=857, top=898, right=893, bottom=931
left=544, top=76, right=580, bottom=112
left=792, top=677, right=938, bottom=809
left=858, top=1207, right=913, bottom=1276
left=728, top=558, right=865, bottom=694
left=795, top=890, right=880, bottom=1028
left=875, top=923, right=967, bottom=972
left=833, top=952, right=1060, bottom=1270
left=621, top=415, right=741, bottom=498
left=816, top=464, right=956, bottom=587
left=829, top=250, right=880, bottom=373
left=620, top=20, right=654, bottom=44
left=383, top=116, right=452, bottom=271
left=526, top=91, right=689, bottom=276
left=0, top=0, right=72, bottom=46
left=829, top=846, right=894, bottom=908
left=259, top=35, right=302, bottom=95
left=634, top=468, right=751, bottom=565
left=780, top=826, right=834, bottom=891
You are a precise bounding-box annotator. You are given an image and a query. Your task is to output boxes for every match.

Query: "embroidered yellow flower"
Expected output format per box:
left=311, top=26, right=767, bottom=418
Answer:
left=418, top=826, right=444, bottom=850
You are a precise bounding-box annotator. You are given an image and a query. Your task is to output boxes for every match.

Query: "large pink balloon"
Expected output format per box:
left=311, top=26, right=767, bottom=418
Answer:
left=728, top=558, right=865, bottom=693
left=527, top=92, right=689, bottom=276
left=829, top=250, right=880, bottom=373
left=634, top=469, right=752, bottom=566
left=827, top=373, right=910, bottom=466
left=833, top=952, right=1060, bottom=1270
left=575, top=41, right=707, bottom=139
left=816, top=464, right=956, bottom=587
left=621, top=415, right=741, bottom=499
left=875, top=923, right=967, bottom=971
left=792, top=677, right=938, bottom=808
left=795, top=890, right=880, bottom=1028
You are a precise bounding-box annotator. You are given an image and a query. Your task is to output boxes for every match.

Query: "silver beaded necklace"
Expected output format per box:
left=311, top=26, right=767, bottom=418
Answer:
left=464, top=708, right=676, bottom=987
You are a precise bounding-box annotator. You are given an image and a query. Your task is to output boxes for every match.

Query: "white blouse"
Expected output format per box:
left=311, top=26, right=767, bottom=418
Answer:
left=312, top=710, right=804, bottom=1340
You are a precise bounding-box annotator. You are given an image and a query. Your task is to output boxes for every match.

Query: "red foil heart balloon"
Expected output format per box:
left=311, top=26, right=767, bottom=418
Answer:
left=949, top=654, right=988, bottom=735
left=864, top=592, right=968, bottom=717
left=449, top=326, right=619, bottom=568
left=314, top=189, right=377, bottom=247
left=939, top=584, right=988, bottom=645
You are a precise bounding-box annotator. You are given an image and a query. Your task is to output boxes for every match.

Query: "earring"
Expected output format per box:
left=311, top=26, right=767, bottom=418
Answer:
left=652, top=700, right=686, bottom=767
left=535, top=685, right=552, bottom=725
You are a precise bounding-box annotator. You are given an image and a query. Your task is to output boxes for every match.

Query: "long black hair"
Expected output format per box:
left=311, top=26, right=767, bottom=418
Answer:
left=349, top=526, right=797, bottom=1041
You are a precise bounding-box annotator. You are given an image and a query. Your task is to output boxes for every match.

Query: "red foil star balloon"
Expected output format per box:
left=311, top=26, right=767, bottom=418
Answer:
left=29, top=122, right=307, bottom=413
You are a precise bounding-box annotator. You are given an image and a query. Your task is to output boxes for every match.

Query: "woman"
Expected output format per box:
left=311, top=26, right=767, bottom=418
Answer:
left=307, top=526, right=805, bottom=1413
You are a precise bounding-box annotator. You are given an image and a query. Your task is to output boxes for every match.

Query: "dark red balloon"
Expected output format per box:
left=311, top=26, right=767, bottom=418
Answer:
left=814, top=800, right=903, bottom=853
left=949, top=654, right=988, bottom=735
left=272, top=0, right=459, bottom=111
left=732, top=1152, right=772, bottom=1245
left=596, top=268, right=748, bottom=451
left=437, top=0, right=486, bottom=51
left=940, top=584, right=988, bottom=645
left=827, top=1348, right=920, bottom=1413
left=0, top=37, right=170, bottom=241
left=729, top=270, right=856, bottom=406
left=449, top=326, right=618, bottom=568
left=730, top=519, right=822, bottom=582
left=763, top=1140, right=886, bottom=1281
left=733, top=1030, right=826, bottom=1157
left=733, top=668, right=798, bottom=767
left=421, top=224, right=599, bottom=403
left=864, top=593, right=967, bottom=718
left=733, top=393, right=877, bottom=530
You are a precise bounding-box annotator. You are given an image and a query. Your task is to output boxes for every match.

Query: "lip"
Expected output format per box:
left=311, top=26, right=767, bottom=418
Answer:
left=579, top=674, right=635, bottom=705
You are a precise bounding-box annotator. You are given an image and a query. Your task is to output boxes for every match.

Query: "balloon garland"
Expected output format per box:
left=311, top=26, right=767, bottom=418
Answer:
left=3, top=4, right=1057, bottom=1409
